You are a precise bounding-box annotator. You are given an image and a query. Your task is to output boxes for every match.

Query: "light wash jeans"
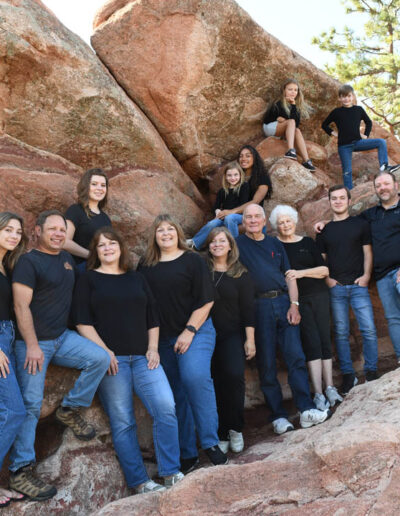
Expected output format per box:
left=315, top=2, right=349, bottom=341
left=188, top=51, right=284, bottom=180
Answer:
left=192, top=214, right=243, bottom=250
left=9, top=329, right=110, bottom=471
left=329, top=284, right=378, bottom=373
left=98, top=355, right=180, bottom=488
left=159, top=318, right=218, bottom=459
left=377, top=269, right=400, bottom=358
left=338, top=138, right=388, bottom=190
left=0, top=321, right=26, bottom=469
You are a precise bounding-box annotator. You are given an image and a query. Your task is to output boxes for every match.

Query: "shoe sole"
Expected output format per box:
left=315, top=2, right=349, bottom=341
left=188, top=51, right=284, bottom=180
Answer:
left=273, top=425, right=294, bottom=435
left=284, top=155, right=297, bottom=160
left=300, top=410, right=331, bottom=429
left=230, top=446, right=244, bottom=453
left=9, top=487, right=57, bottom=502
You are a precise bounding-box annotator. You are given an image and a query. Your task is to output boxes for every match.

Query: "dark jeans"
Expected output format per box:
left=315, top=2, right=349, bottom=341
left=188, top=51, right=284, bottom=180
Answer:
left=212, top=332, right=245, bottom=440
left=255, top=294, right=315, bottom=421
left=299, top=291, right=332, bottom=362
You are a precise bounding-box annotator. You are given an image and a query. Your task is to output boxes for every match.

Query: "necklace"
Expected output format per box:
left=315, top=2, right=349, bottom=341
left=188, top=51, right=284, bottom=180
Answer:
left=213, top=270, right=225, bottom=287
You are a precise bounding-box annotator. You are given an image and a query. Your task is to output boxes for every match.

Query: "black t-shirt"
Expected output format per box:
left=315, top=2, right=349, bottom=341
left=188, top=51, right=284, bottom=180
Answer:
left=246, top=173, right=271, bottom=205
left=210, top=271, right=255, bottom=339
left=65, top=204, right=111, bottom=264
left=321, top=106, right=372, bottom=146
left=316, top=216, right=371, bottom=285
left=0, top=272, right=12, bottom=321
left=12, top=250, right=76, bottom=340
left=138, top=252, right=215, bottom=338
left=360, top=201, right=400, bottom=280
left=72, top=270, right=159, bottom=356
left=214, top=183, right=250, bottom=211
left=281, top=237, right=328, bottom=298
left=263, top=101, right=300, bottom=127
left=236, top=234, right=290, bottom=294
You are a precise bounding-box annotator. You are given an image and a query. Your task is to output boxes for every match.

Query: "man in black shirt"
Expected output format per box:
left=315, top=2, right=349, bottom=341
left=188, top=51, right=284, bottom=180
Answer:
left=236, top=204, right=329, bottom=435
left=8, top=210, right=110, bottom=502
left=316, top=186, right=378, bottom=395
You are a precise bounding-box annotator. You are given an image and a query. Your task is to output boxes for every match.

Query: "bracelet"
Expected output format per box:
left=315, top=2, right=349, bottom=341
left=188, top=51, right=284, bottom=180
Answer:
left=291, top=300, right=299, bottom=306
left=185, top=325, right=197, bottom=334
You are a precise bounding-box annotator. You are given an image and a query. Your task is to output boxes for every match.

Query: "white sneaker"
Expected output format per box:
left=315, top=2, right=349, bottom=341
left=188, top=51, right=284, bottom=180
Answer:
left=272, top=417, right=294, bottom=435
left=313, top=393, right=330, bottom=411
left=164, top=471, right=184, bottom=489
left=218, top=440, right=229, bottom=454
left=300, top=408, right=329, bottom=429
left=325, top=385, right=343, bottom=407
left=228, top=430, right=244, bottom=453
left=136, top=480, right=167, bottom=494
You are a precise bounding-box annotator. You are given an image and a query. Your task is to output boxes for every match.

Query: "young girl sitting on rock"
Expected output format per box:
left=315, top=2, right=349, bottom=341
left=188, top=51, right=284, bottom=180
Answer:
left=263, top=78, right=315, bottom=171
left=189, top=161, right=249, bottom=250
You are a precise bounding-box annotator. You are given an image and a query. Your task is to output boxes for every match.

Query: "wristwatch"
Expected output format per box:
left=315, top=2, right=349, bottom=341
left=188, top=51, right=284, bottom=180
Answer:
left=291, top=300, right=300, bottom=306
left=185, top=325, right=197, bottom=334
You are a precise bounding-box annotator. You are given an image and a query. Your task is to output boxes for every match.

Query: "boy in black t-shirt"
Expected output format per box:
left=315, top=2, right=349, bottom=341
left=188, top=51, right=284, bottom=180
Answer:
left=322, top=84, right=399, bottom=190
left=316, top=185, right=378, bottom=395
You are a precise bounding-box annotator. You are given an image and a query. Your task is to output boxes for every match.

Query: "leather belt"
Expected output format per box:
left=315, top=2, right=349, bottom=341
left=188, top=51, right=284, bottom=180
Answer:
left=257, top=289, right=285, bottom=299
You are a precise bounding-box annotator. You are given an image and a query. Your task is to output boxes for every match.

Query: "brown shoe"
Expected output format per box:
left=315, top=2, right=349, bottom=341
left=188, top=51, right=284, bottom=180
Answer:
left=55, top=406, right=96, bottom=441
left=9, top=466, right=57, bottom=501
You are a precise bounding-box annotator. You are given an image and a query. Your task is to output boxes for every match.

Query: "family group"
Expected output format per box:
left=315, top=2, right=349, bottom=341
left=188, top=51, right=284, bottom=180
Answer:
left=0, top=79, right=400, bottom=507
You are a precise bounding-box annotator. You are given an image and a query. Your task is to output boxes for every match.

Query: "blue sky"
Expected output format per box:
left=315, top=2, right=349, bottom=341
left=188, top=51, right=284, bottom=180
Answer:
left=43, top=0, right=366, bottom=69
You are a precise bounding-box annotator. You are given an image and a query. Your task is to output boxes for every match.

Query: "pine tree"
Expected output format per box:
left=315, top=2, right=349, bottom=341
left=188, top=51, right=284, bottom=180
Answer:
left=312, top=0, right=400, bottom=136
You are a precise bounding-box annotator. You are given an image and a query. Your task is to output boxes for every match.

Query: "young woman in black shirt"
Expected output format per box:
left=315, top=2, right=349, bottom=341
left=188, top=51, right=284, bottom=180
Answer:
left=0, top=212, right=27, bottom=507
left=73, top=227, right=183, bottom=493
left=65, top=168, right=111, bottom=270
left=139, top=214, right=227, bottom=474
left=270, top=205, right=343, bottom=410
left=263, top=79, right=315, bottom=170
left=238, top=145, right=273, bottom=207
left=205, top=227, right=255, bottom=454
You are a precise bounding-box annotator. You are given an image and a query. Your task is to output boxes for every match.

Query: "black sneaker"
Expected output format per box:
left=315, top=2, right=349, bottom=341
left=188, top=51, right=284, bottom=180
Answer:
left=365, top=370, right=379, bottom=382
left=284, top=149, right=297, bottom=160
left=180, top=456, right=199, bottom=475
left=204, top=445, right=228, bottom=466
left=384, top=164, right=400, bottom=173
left=9, top=466, right=57, bottom=501
left=302, top=159, right=316, bottom=171
left=340, top=373, right=358, bottom=395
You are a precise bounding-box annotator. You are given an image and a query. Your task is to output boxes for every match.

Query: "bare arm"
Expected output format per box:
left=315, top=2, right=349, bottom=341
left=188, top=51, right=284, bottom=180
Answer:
left=13, top=282, right=43, bottom=375
left=285, top=265, right=329, bottom=281
left=354, top=244, right=373, bottom=287
left=146, top=327, right=160, bottom=369
left=244, top=326, right=256, bottom=360
left=174, top=301, right=214, bottom=354
left=63, top=220, right=89, bottom=259
left=285, top=276, right=301, bottom=325
left=76, top=324, right=118, bottom=374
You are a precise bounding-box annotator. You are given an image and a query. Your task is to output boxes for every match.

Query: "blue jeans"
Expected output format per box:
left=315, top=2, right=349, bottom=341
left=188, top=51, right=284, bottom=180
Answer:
left=9, top=329, right=110, bottom=472
left=329, top=284, right=378, bottom=373
left=0, top=321, right=26, bottom=469
left=193, top=214, right=243, bottom=249
left=255, top=295, right=315, bottom=422
left=98, top=355, right=180, bottom=488
left=377, top=270, right=400, bottom=358
left=159, top=318, right=218, bottom=459
left=338, top=138, right=388, bottom=190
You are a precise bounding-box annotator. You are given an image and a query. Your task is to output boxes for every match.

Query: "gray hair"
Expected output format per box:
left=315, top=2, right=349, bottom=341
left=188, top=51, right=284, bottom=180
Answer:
left=243, top=203, right=266, bottom=219
left=269, top=205, right=298, bottom=230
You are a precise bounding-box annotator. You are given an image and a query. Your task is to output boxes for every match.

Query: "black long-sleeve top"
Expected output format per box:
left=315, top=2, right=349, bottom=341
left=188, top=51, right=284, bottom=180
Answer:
left=321, top=106, right=372, bottom=146
left=210, top=271, right=255, bottom=339
left=263, top=101, right=300, bottom=127
left=213, top=183, right=250, bottom=211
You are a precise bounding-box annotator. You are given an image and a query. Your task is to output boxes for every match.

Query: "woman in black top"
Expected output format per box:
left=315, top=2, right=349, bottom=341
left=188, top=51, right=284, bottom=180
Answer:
left=237, top=145, right=272, bottom=208
left=269, top=205, right=343, bottom=410
left=139, top=214, right=227, bottom=474
left=65, top=168, right=111, bottom=270
left=0, top=212, right=26, bottom=507
left=263, top=79, right=315, bottom=170
left=73, top=227, right=183, bottom=493
left=205, top=227, right=255, bottom=454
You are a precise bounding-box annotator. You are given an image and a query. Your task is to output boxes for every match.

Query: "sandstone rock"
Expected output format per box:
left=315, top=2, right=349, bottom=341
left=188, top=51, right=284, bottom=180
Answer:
left=256, top=137, right=328, bottom=169
left=94, top=369, right=400, bottom=515
left=0, top=0, right=197, bottom=195
left=92, top=0, right=340, bottom=181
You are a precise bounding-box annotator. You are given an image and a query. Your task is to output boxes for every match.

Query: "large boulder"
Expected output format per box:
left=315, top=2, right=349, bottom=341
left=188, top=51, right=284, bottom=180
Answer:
left=91, top=0, right=340, bottom=181
left=0, top=0, right=199, bottom=198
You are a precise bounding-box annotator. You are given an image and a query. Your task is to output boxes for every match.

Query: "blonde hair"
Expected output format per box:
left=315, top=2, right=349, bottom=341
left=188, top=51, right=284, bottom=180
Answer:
left=221, top=161, right=245, bottom=195
left=0, top=212, right=27, bottom=271
left=279, top=79, right=311, bottom=120
left=142, top=214, right=190, bottom=267
left=205, top=227, right=247, bottom=279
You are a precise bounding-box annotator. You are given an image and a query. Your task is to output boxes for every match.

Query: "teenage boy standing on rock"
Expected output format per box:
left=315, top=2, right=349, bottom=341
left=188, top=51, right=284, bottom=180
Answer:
left=8, top=210, right=110, bottom=501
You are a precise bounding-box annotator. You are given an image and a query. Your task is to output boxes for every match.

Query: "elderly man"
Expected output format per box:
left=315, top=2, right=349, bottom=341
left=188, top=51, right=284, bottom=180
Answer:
left=236, top=204, right=329, bottom=435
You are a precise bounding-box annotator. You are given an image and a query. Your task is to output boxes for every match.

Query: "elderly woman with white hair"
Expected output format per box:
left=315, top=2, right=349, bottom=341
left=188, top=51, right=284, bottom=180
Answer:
left=269, top=205, right=343, bottom=410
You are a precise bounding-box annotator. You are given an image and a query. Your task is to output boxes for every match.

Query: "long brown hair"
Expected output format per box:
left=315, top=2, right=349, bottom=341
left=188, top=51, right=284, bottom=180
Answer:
left=205, top=227, right=247, bottom=279
left=279, top=78, right=311, bottom=120
left=142, top=214, right=190, bottom=267
left=87, top=227, right=132, bottom=272
left=0, top=212, right=27, bottom=271
left=77, top=168, right=109, bottom=218
left=222, top=161, right=245, bottom=195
